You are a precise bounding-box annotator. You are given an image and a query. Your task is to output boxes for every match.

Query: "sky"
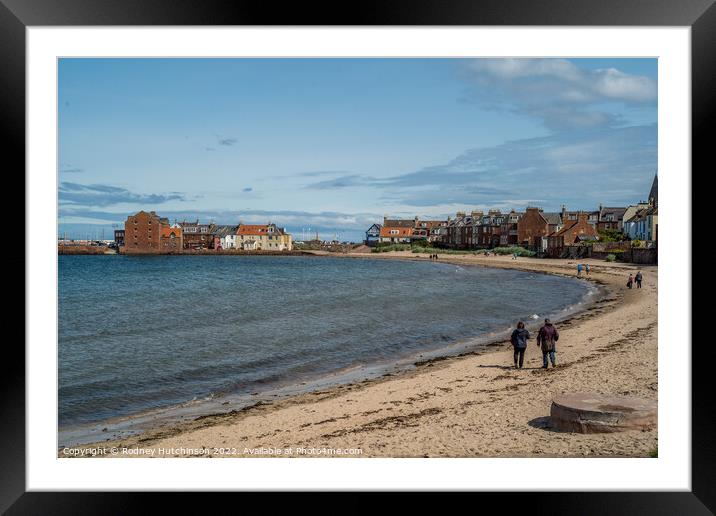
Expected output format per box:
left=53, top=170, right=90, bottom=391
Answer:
left=58, top=58, right=657, bottom=242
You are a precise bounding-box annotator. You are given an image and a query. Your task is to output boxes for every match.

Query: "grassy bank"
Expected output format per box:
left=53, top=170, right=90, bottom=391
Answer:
left=371, top=243, right=535, bottom=257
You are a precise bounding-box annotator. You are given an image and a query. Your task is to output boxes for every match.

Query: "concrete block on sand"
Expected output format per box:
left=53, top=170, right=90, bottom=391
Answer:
left=550, top=392, right=657, bottom=433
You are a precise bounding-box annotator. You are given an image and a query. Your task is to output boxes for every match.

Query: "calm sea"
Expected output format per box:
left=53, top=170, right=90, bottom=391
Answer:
left=58, top=255, right=593, bottom=433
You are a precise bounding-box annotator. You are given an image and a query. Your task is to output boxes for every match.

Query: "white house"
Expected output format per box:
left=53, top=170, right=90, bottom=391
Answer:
left=222, top=234, right=239, bottom=249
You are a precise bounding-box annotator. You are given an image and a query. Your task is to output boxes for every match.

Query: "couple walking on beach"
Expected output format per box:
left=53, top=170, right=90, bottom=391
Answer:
left=510, top=318, right=559, bottom=369
left=577, top=263, right=590, bottom=277
left=627, top=271, right=643, bottom=289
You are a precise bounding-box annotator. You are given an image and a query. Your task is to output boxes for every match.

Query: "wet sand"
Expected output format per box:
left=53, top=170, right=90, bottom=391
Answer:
left=63, top=253, right=657, bottom=458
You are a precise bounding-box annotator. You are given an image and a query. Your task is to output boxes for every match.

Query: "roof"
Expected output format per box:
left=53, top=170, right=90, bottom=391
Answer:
left=128, top=210, right=162, bottom=221
left=542, top=212, right=563, bottom=225
left=553, top=219, right=578, bottom=236
left=213, top=225, right=238, bottom=237
left=161, top=226, right=182, bottom=238
left=419, top=220, right=446, bottom=228
left=551, top=219, right=598, bottom=241
left=599, top=207, right=627, bottom=220
left=383, top=219, right=415, bottom=228
left=626, top=205, right=657, bottom=223
left=379, top=226, right=413, bottom=238
left=626, top=208, right=648, bottom=222
left=238, top=224, right=270, bottom=235
left=268, top=224, right=289, bottom=235
left=649, top=173, right=658, bottom=206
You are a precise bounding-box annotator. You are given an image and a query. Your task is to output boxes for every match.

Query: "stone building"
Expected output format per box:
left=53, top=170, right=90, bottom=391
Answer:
left=517, top=207, right=557, bottom=249
left=545, top=212, right=598, bottom=257
left=179, top=220, right=216, bottom=250
left=500, top=210, right=522, bottom=246
left=124, top=210, right=169, bottom=253
left=114, top=229, right=125, bottom=247
left=236, top=223, right=292, bottom=250
left=160, top=224, right=183, bottom=252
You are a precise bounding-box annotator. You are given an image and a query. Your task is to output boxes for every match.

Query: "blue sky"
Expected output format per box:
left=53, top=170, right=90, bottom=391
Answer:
left=58, top=58, right=657, bottom=242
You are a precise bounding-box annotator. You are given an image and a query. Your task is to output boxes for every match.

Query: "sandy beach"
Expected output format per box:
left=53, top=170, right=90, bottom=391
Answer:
left=65, top=252, right=657, bottom=458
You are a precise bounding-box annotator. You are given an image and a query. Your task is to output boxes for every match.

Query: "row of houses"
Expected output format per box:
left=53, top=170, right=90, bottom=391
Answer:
left=117, top=211, right=293, bottom=253
left=365, top=216, right=448, bottom=246
left=365, top=174, right=658, bottom=253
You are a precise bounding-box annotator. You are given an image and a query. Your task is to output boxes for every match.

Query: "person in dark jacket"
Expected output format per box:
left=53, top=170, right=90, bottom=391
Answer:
left=537, top=318, right=559, bottom=368
left=510, top=321, right=530, bottom=369
left=635, top=271, right=643, bottom=288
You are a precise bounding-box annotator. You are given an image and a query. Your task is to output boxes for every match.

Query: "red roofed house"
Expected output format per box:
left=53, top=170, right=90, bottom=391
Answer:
left=379, top=226, right=413, bottom=244
left=546, top=212, right=598, bottom=257
left=236, top=223, right=292, bottom=251
left=517, top=207, right=553, bottom=249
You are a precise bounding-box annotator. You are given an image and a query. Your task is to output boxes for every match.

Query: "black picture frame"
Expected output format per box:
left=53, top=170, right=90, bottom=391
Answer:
left=5, top=0, right=709, bottom=512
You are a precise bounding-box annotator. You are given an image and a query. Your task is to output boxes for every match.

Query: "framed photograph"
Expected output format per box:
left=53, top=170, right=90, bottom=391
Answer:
left=8, top=0, right=710, bottom=511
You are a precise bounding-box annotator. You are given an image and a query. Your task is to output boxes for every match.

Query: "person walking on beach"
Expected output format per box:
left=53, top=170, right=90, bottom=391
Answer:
left=510, top=321, right=530, bottom=369
left=627, top=274, right=634, bottom=289
left=585, top=263, right=590, bottom=276
left=537, top=318, right=559, bottom=369
left=577, top=263, right=583, bottom=277
left=635, top=271, right=643, bottom=288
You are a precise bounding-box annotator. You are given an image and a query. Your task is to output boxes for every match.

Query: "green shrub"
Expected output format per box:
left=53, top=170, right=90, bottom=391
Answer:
left=491, top=246, right=535, bottom=257
left=409, top=245, right=535, bottom=257
left=605, top=254, right=616, bottom=262
left=598, top=229, right=625, bottom=242
left=375, top=243, right=536, bottom=257
left=411, top=247, right=474, bottom=255
left=371, top=243, right=413, bottom=253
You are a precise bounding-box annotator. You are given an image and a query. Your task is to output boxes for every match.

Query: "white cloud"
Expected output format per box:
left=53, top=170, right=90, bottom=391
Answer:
left=592, top=68, right=657, bottom=102
left=464, top=59, right=657, bottom=130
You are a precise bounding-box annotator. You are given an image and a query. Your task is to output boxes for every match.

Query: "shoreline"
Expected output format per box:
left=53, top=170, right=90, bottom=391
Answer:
left=60, top=252, right=657, bottom=458
left=58, top=256, right=599, bottom=447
